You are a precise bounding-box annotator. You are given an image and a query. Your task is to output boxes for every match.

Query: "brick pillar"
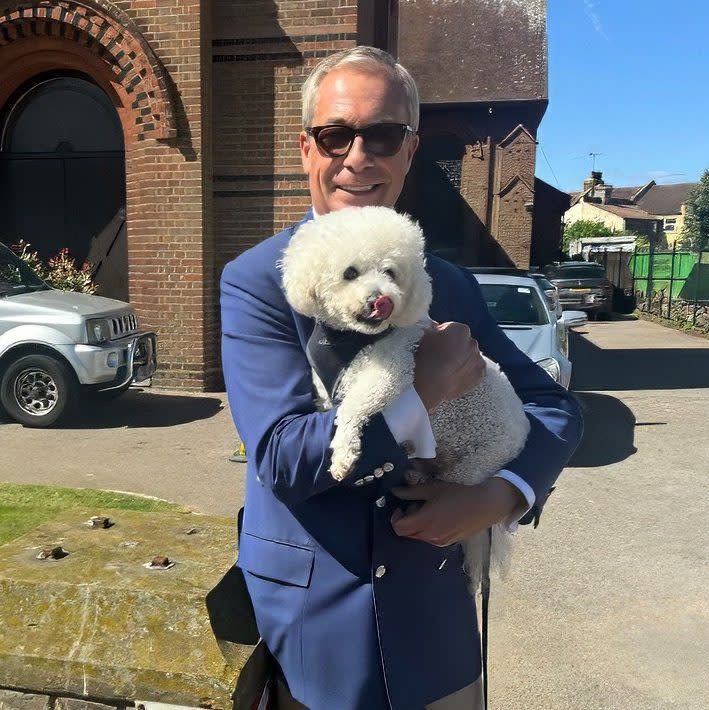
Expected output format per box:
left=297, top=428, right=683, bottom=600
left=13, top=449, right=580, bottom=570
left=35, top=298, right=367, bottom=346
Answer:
left=115, top=0, right=213, bottom=388
left=490, top=124, right=538, bottom=267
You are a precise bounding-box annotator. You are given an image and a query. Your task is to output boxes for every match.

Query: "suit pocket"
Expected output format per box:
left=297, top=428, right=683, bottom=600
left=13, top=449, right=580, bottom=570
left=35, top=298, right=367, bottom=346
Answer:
left=238, top=532, right=315, bottom=588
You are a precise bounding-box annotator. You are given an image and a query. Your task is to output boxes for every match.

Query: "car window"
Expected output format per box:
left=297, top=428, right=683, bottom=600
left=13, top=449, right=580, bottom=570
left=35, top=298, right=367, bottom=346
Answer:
left=479, top=283, right=549, bottom=325
left=532, top=275, right=556, bottom=291
left=545, top=264, right=606, bottom=279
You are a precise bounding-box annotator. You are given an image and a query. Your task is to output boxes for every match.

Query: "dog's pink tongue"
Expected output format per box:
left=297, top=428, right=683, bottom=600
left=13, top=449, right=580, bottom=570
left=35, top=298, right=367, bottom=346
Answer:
left=371, top=295, right=394, bottom=321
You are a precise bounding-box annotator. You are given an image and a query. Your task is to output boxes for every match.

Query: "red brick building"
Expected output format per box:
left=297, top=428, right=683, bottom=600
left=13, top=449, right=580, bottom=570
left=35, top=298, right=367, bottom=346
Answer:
left=0, top=0, right=551, bottom=389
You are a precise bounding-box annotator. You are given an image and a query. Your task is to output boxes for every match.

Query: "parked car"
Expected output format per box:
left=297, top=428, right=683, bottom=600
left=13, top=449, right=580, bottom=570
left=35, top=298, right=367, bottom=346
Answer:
left=542, top=261, right=613, bottom=319
left=469, top=269, right=588, bottom=389
left=530, top=273, right=562, bottom=318
left=0, top=242, right=156, bottom=427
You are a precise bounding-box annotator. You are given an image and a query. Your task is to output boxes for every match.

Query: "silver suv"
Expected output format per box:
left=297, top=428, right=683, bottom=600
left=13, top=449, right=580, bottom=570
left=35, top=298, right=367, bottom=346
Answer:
left=0, top=243, right=156, bottom=427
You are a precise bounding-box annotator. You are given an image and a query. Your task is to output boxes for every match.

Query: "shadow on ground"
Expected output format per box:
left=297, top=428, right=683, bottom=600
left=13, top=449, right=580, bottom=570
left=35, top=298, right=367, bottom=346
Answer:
left=63, top=389, right=224, bottom=429
left=569, top=392, right=637, bottom=467
left=569, top=332, right=709, bottom=390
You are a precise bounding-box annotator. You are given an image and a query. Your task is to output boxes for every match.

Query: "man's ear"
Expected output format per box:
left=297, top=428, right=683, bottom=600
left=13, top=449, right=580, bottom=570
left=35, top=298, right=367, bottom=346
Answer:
left=404, top=132, right=420, bottom=172
left=300, top=131, right=311, bottom=174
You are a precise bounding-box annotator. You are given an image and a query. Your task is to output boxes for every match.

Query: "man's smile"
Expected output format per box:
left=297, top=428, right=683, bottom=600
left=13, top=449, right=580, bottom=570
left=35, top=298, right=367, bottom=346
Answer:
left=336, top=184, right=381, bottom=194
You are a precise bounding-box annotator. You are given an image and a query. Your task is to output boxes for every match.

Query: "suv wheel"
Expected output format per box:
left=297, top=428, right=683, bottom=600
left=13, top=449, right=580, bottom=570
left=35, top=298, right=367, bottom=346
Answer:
left=0, top=354, right=77, bottom=427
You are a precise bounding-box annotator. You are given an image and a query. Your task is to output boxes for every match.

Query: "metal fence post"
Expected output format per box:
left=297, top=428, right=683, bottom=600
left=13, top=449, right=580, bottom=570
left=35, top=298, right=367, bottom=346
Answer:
left=693, top=249, right=704, bottom=326
left=647, top=242, right=655, bottom=313
left=668, top=242, right=676, bottom=319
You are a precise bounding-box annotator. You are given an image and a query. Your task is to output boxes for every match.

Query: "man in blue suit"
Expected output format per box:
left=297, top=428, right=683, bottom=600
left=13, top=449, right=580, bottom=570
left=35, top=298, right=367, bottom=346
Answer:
left=221, top=47, right=583, bottom=710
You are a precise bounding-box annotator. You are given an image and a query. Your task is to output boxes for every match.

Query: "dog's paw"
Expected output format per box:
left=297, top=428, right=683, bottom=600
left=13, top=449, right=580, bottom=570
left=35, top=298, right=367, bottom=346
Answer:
left=329, top=459, right=349, bottom=481
left=329, top=440, right=361, bottom=482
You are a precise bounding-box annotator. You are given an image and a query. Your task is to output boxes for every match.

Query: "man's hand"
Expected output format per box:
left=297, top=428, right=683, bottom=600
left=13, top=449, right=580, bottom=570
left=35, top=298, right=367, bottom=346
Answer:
left=390, top=478, right=526, bottom=546
left=414, top=321, right=486, bottom=411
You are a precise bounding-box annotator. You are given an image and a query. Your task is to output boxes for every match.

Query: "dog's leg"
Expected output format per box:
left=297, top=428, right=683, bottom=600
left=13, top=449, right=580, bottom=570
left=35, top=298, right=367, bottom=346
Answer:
left=329, top=328, right=421, bottom=481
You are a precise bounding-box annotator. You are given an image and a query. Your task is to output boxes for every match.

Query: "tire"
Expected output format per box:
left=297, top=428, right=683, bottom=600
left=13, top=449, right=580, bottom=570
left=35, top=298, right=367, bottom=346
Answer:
left=0, top=354, right=78, bottom=427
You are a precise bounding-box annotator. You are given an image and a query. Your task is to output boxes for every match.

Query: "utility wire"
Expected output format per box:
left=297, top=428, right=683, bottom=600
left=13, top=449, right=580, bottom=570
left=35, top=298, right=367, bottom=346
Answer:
left=539, top=144, right=561, bottom=189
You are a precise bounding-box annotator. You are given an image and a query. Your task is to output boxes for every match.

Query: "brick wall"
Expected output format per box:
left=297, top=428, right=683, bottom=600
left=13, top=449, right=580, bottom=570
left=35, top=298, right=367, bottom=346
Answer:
left=0, top=1, right=214, bottom=389
left=399, top=105, right=540, bottom=267
left=212, top=0, right=358, bottom=278
left=112, top=0, right=213, bottom=389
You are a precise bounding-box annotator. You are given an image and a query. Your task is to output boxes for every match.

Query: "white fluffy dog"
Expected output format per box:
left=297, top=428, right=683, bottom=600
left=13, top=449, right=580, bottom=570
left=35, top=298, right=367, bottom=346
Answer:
left=280, top=206, right=530, bottom=588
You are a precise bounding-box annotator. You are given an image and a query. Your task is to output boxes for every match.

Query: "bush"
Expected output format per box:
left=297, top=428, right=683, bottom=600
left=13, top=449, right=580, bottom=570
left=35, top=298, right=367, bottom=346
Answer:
left=11, top=240, right=97, bottom=294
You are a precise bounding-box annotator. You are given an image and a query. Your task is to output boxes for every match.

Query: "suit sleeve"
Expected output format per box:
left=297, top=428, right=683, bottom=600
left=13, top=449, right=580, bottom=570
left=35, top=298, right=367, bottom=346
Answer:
left=220, top=255, right=408, bottom=508
left=460, top=269, right=584, bottom=525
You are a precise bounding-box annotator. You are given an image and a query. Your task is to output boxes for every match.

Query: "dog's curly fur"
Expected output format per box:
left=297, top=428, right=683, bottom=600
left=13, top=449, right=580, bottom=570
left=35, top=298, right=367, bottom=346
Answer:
left=280, top=206, right=530, bottom=589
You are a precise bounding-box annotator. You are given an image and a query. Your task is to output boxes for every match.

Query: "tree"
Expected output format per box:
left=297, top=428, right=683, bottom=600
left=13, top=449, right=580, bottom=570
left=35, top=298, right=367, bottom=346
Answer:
left=678, top=169, right=709, bottom=252
left=562, top=219, right=620, bottom=253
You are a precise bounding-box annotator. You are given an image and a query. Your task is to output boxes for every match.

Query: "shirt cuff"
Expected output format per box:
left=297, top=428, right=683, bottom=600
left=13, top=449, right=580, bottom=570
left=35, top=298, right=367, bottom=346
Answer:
left=382, top=386, right=437, bottom=459
left=493, top=470, right=536, bottom=533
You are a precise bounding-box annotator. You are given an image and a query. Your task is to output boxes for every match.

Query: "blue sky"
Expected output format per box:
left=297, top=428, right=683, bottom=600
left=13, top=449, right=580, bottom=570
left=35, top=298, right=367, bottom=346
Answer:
left=536, top=0, right=709, bottom=192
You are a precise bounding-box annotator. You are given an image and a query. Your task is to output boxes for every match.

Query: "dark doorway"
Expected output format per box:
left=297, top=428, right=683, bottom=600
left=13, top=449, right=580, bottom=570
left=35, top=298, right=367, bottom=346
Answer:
left=0, top=74, right=127, bottom=300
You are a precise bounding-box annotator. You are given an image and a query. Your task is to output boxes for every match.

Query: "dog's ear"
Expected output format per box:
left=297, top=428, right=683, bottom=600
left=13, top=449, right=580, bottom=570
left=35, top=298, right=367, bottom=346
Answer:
left=279, top=229, right=320, bottom=316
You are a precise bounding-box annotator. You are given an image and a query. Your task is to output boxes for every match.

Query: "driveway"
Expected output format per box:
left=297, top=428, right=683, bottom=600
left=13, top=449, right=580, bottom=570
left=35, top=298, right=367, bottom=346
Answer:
left=491, top=316, right=709, bottom=710
left=2, top=316, right=708, bottom=708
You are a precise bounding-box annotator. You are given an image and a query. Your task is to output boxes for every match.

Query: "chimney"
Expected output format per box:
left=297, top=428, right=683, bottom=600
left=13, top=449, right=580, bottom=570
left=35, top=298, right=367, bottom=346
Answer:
left=582, top=171, right=604, bottom=195
left=596, top=183, right=614, bottom=204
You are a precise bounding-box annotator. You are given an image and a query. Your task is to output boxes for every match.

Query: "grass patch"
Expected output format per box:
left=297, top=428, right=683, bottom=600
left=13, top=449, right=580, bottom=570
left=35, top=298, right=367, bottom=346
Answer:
left=0, top=483, right=186, bottom=546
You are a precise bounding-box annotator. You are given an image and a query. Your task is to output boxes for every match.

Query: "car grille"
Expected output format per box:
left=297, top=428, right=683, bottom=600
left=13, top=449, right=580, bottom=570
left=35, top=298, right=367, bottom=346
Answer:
left=109, top=312, right=138, bottom=339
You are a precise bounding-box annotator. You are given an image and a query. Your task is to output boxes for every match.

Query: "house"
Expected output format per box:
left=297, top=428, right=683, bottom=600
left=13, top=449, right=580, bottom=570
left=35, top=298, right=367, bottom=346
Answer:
left=0, top=0, right=551, bottom=389
left=566, top=172, right=697, bottom=247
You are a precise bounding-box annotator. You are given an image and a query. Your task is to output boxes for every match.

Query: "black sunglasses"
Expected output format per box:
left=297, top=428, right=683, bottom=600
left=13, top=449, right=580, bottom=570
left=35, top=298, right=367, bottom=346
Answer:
left=305, top=122, right=415, bottom=158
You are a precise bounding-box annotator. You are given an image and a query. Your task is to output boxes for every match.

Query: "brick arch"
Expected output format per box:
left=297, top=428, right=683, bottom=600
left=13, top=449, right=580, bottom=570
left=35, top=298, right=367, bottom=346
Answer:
left=0, top=1, right=175, bottom=141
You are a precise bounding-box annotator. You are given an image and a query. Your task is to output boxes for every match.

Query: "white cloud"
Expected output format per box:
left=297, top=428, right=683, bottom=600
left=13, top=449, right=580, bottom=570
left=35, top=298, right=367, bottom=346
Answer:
left=582, top=0, right=609, bottom=41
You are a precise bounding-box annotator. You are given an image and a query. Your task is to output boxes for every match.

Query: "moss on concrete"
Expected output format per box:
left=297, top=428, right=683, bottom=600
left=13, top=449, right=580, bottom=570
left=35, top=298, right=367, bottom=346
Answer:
left=0, top=509, right=251, bottom=708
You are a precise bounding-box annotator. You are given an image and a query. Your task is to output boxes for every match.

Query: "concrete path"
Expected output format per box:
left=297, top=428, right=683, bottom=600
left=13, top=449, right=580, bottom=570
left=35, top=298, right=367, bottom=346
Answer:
left=1, top=387, right=245, bottom=518
left=491, top=316, right=709, bottom=710
left=2, top=316, right=708, bottom=708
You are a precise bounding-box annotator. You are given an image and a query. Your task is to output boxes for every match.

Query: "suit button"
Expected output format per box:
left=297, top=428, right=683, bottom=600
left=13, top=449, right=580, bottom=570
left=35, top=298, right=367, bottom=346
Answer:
left=354, top=478, right=364, bottom=486
left=375, top=496, right=386, bottom=508
left=382, top=462, right=394, bottom=472
left=363, top=475, right=375, bottom=483
left=373, top=467, right=384, bottom=478
left=375, top=565, right=386, bottom=578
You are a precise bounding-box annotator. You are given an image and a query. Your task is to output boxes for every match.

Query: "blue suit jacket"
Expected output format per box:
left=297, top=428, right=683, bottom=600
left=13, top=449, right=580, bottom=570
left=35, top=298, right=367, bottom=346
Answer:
left=220, top=212, right=583, bottom=710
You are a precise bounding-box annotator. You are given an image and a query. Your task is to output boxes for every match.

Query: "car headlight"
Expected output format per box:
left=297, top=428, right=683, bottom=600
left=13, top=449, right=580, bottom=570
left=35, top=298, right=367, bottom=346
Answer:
left=536, top=357, right=561, bottom=383
left=86, top=318, right=111, bottom=344
left=555, top=326, right=569, bottom=357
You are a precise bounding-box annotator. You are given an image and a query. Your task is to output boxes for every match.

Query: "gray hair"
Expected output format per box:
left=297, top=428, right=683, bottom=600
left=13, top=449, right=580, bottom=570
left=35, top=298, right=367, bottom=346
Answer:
left=301, top=46, right=420, bottom=131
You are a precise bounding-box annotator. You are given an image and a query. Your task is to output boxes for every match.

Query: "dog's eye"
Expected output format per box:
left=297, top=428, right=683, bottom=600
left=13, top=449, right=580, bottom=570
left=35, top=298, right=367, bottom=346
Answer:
left=343, top=266, right=359, bottom=281
left=384, top=268, right=396, bottom=281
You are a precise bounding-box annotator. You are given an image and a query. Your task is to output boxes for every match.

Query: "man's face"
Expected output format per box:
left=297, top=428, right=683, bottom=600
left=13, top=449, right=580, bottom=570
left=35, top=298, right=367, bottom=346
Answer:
left=300, top=68, right=419, bottom=215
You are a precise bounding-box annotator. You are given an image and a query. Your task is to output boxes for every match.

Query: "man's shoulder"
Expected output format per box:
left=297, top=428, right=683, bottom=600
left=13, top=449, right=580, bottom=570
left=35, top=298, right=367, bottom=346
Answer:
left=425, top=253, right=480, bottom=295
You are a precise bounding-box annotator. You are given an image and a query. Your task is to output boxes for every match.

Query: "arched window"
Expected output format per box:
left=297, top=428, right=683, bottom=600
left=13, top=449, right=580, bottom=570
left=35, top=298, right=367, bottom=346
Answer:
left=1, top=76, right=124, bottom=153
left=0, top=75, right=127, bottom=299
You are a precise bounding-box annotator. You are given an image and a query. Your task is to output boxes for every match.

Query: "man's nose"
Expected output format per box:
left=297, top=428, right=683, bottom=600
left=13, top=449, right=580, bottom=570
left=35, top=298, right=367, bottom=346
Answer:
left=343, top=135, right=375, bottom=170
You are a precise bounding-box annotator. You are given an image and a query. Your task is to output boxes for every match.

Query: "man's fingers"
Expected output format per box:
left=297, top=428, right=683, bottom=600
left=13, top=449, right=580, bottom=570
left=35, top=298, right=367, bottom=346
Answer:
left=390, top=507, right=426, bottom=537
